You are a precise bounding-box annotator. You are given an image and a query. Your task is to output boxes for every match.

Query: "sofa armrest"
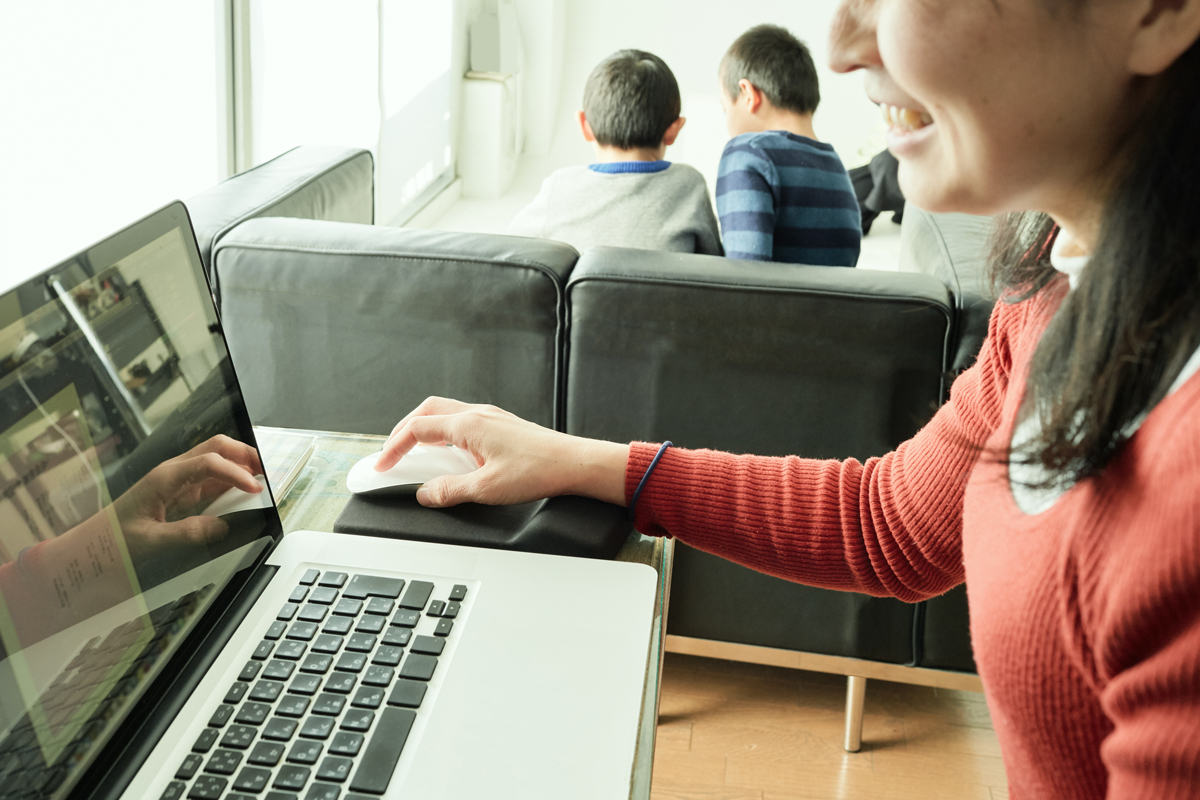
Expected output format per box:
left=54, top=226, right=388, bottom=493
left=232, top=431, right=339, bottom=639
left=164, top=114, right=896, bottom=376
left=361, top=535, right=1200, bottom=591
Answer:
left=187, top=145, right=374, bottom=282
left=212, top=219, right=577, bottom=434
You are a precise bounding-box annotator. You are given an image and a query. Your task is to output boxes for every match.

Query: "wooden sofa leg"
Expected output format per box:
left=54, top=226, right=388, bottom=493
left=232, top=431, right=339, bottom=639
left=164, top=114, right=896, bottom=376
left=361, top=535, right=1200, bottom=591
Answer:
left=843, top=675, right=867, bottom=752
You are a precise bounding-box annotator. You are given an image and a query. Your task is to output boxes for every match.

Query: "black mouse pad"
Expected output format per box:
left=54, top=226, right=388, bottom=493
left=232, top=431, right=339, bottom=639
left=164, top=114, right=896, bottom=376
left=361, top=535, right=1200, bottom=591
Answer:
left=333, top=494, right=633, bottom=560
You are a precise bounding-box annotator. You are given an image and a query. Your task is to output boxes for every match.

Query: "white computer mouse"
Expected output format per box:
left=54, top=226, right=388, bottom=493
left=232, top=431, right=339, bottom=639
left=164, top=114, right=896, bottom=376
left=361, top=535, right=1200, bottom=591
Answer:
left=201, top=474, right=273, bottom=517
left=346, top=445, right=479, bottom=496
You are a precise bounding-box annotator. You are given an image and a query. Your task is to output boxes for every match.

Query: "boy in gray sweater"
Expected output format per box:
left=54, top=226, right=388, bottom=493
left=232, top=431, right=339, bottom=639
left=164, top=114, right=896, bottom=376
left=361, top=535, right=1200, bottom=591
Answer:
left=508, top=50, right=722, bottom=256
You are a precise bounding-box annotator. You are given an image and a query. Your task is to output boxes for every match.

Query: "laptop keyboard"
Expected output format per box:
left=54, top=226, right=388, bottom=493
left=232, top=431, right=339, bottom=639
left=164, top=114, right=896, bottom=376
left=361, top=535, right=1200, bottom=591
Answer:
left=160, top=569, right=468, bottom=800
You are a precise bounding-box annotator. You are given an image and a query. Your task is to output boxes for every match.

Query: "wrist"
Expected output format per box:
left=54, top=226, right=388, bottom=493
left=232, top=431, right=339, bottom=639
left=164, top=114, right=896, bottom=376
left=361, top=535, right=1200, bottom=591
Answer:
left=559, top=436, right=630, bottom=506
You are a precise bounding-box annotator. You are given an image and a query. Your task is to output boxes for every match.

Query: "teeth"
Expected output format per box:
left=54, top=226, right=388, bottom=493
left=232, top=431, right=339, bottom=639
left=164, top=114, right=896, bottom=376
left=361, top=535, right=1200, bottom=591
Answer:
left=881, top=104, right=932, bottom=132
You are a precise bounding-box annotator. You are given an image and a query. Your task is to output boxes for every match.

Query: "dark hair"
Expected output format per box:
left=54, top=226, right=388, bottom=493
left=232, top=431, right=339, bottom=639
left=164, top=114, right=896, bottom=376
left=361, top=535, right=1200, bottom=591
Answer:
left=993, top=36, right=1200, bottom=488
left=582, top=50, right=681, bottom=150
left=720, top=25, right=819, bottom=114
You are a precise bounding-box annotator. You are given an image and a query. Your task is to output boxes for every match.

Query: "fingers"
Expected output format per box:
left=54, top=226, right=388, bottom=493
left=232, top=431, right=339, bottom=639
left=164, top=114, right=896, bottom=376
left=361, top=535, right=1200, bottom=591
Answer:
left=376, top=413, right=468, bottom=472
left=388, top=397, right=476, bottom=438
left=164, top=452, right=264, bottom=497
left=416, top=472, right=486, bottom=508
left=177, top=434, right=264, bottom=477
left=155, top=515, right=230, bottom=547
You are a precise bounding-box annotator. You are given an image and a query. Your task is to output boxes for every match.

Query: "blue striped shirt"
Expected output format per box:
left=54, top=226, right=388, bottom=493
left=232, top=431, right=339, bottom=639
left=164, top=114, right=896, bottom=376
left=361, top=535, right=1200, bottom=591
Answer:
left=715, top=131, right=862, bottom=266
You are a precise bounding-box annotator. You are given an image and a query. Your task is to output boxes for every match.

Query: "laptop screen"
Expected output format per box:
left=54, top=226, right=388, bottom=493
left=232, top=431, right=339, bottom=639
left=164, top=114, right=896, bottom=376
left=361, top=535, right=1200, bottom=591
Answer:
left=0, top=202, right=280, bottom=798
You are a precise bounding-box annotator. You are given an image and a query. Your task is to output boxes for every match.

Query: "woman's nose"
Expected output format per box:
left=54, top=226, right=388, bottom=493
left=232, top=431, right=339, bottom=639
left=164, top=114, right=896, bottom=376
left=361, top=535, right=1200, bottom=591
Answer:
left=829, top=0, right=883, bottom=73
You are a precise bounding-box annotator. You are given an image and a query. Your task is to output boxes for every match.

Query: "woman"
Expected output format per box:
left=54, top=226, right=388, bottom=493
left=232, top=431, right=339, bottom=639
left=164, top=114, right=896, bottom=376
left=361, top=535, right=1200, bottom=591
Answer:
left=376, top=0, right=1200, bottom=795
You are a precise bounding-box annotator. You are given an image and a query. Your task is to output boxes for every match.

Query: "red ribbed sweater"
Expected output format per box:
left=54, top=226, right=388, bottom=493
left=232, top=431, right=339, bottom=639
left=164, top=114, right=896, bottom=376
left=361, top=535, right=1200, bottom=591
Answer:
left=626, top=279, right=1200, bottom=799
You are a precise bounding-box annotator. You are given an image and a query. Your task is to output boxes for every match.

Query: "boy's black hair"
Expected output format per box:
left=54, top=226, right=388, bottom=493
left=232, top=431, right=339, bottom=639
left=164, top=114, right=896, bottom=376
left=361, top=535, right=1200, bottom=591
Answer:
left=720, top=25, right=820, bottom=114
left=582, top=50, right=681, bottom=150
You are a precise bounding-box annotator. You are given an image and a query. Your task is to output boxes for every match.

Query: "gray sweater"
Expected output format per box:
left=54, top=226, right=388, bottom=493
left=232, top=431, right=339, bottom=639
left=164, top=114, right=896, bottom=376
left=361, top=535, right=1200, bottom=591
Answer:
left=507, top=163, right=722, bottom=256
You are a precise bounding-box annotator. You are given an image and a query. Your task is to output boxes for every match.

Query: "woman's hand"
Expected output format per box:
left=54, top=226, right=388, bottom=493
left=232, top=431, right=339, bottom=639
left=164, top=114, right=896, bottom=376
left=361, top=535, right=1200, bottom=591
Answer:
left=374, top=397, right=629, bottom=508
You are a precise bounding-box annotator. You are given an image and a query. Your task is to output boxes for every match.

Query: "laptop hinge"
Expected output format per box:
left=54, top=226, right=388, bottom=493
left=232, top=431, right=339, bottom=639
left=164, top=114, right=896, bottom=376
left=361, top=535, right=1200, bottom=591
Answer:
left=70, top=561, right=279, bottom=800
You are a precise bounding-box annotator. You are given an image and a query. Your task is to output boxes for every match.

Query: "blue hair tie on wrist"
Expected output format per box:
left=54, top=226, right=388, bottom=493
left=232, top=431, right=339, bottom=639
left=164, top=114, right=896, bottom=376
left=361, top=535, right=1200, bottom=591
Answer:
left=629, top=441, right=672, bottom=522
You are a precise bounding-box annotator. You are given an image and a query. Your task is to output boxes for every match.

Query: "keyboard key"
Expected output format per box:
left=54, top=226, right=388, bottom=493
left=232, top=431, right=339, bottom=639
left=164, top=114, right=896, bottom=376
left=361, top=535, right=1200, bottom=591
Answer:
left=288, top=586, right=309, bottom=603
left=301, top=654, right=333, bottom=674
left=249, top=680, right=284, bottom=702
left=287, top=622, right=319, bottom=641
left=176, top=753, right=203, bottom=779
left=204, top=748, right=243, bottom=775
left=299, top=569, right=320, bottom=586
left=252, top=640, right=275, bottom=660
left=224, top=683, right=249, bottom=704
left=343, top=575, right=404, bottom=600
left=232, top=766, right=272, bottom=794
left=159, top=780, right=186, bottom=800
left=386, top=681, right=426, bottom=709
left=324, top=673, right=357, bottom=694
left=332, top=598, right=363, bottom=617
left=305, top=782, right=342, bottom=800
left=277, top=604, right=299, bottom=621
left=399, top=654, right=437, bottom=681
left=208, top=704, right=235, bottom=728
left=364, top=597, right=394, bottom=616
left=370, top=646, right=402, bottom=667
left=398, top=581, right=433, bottom=610
left=300, top=716, right=335, bottom=740
left=311, top=634, right=344, bottom=654
left=277, top=695, right=311, bottom=718
left=264, top=660, right=297, bottom=681
left=248, top=740, right=285, bottom=766
left=442, top=601, right=460, bottom=619
left=318, top=571, right=348, bottom=588
left=427, top=600, right=445, bottom=617
left=234, top=702, right=271, bottom=726
left=449, top=584, right=467, bottom=601
left=193, top=728, right=220, bottom=753
left=309, top=587, right=339, bottom=605
left=289, top=675, right=323, bottom=696
left=328, top=732, right=363, bottom=757
left=276, top=641, right=307, bottom=660
left=355, top=615, right=385, bottom=635
left=351, top=687, right=384, bottom=709
left=265, top=620, right=288, bottom=640
left=287, top=740, right=323, bottom=765
left=339, top=709, right=374, bottom=732
left=347, top=708, right=415, bottom=794
left=187, top=775, right=227, bottom=799
left=334, top=653, right=366, bottom=673
left=313, top=693, right=347, bottom=716
left=345, top=633, right=376, bottom=653
left=273, top=765, right=311, bottom=790
left=316, top=755, right=354, bottom=783
left=362, top=666, right=393, bottom=687
left=381, top=628, right=411, bottom=648
left=220, top=725, right=257, bottom=750
left=434, top=619, right=453, bottom=637
left=265, top=793, right=298, bottom=800
left=238, top=662, right=262, bottom=682
left=322, top=616, right=353, bottom=635
left=411, top=635, right=444, bottom=656
left=389, top=610, right=418, bottom=629
left=262, top=717, right=299, bottom=741
left=298, top=604, right=329, bottom=623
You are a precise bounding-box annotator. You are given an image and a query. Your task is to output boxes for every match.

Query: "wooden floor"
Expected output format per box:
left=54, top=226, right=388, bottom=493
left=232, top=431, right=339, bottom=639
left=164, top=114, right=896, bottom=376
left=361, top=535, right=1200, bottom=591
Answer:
left=651, top=653, right=1008, bottom=800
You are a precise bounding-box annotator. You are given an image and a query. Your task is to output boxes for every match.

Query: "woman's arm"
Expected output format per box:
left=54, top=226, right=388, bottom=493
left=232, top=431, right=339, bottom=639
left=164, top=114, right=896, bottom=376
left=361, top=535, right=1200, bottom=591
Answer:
left=376, top=295, right=1036, bottom=601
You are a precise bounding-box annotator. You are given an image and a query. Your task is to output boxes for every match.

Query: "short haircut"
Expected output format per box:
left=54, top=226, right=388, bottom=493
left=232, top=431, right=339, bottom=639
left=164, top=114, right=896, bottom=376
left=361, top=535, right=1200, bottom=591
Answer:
left=720, top=25, right=820, bottom=115
left=582, top=50, right=681, bottom=150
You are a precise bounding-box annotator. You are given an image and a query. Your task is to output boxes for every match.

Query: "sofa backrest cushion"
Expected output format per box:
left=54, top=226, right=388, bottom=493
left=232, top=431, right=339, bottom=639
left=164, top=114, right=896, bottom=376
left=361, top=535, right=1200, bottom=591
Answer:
left=213, top=219, right=577, bottom=434
left=564, top=247, right=953, bottom=461
left=898, top=205, right=996, bottom=373
left=188, top=146, right=374, bottom=284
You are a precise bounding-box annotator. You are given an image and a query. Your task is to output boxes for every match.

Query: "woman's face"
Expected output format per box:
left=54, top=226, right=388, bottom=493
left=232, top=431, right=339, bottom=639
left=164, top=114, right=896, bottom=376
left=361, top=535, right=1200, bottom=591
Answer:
left=830, top=0, right=1142, bottom=231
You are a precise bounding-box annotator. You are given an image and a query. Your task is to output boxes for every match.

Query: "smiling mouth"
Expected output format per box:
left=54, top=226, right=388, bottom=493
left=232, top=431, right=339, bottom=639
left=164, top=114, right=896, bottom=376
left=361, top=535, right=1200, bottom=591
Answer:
left=882, top=104, right=933, bottom=133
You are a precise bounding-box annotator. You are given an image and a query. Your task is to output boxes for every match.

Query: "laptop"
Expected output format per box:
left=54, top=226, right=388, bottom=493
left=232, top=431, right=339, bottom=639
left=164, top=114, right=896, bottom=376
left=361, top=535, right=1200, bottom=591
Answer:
left=0, top=202, right=658, bottom=800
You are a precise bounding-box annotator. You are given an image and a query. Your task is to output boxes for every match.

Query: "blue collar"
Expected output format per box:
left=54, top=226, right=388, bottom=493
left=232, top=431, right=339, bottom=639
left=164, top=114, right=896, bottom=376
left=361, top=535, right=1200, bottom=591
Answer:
left=588, top=160, right=671, bottom=174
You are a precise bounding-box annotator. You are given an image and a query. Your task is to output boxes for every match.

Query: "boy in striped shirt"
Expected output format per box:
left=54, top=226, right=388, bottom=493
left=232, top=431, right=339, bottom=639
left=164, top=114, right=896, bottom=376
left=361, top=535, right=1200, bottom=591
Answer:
left=716, top=25, right=862, bottom=266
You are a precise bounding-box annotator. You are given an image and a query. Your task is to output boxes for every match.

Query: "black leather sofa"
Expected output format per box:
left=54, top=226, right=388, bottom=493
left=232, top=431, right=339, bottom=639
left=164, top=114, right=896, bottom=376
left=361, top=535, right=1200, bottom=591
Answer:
left=190, top=146, right=996, bottom=751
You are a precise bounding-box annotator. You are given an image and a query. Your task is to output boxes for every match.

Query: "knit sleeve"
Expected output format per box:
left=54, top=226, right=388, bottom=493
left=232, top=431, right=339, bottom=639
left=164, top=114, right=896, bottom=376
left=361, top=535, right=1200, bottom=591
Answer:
left=715, top=141, right=777, bottom=261
left=625, top=295, right=1029, bottom=602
